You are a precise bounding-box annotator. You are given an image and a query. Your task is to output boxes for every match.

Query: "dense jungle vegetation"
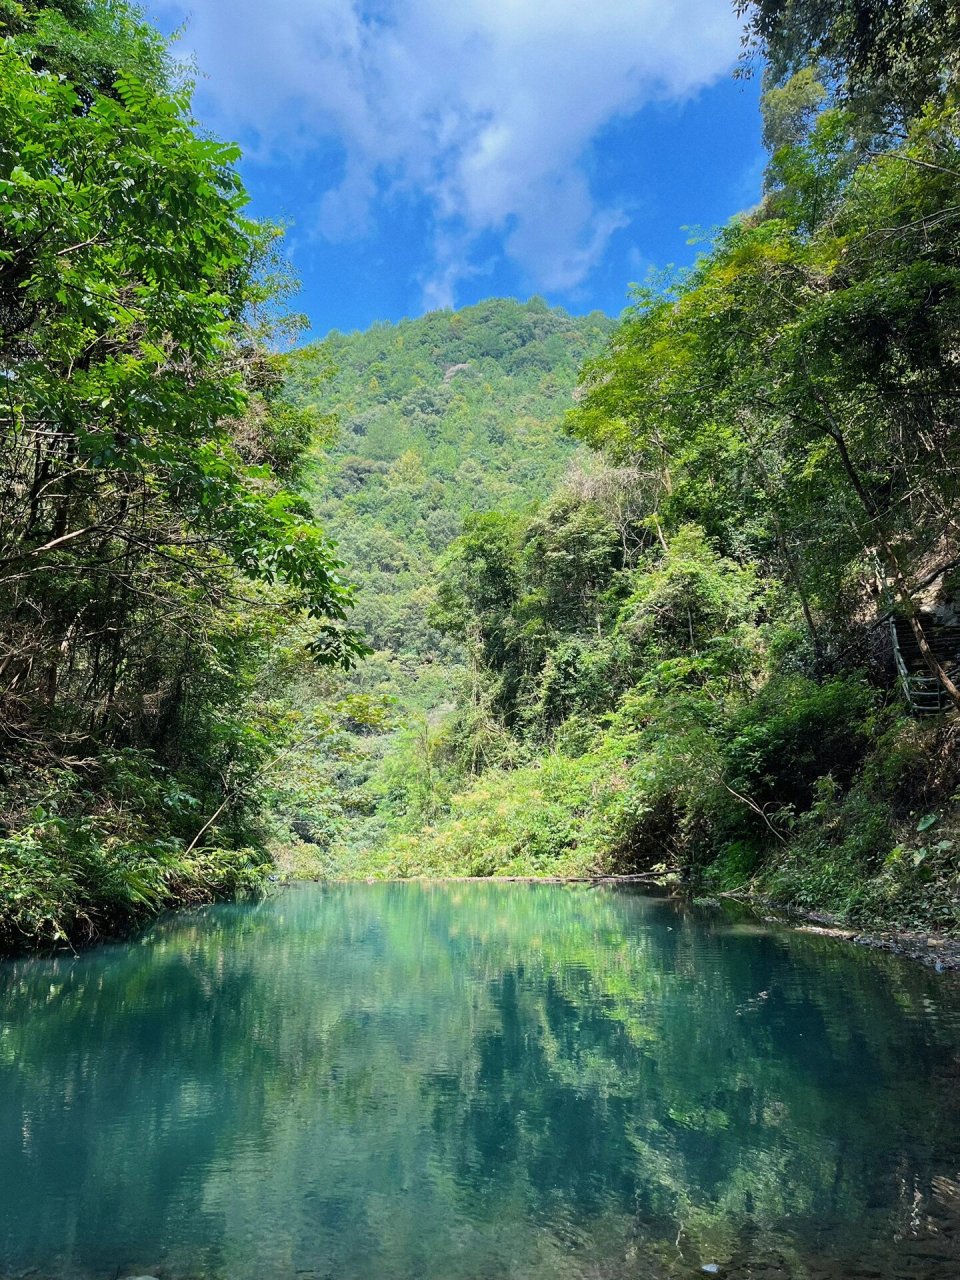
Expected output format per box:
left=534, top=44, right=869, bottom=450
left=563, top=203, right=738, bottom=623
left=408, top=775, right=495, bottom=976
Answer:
left=2, top=0, right=959, bottom=949
left=279, top=0, right=960, bottom=932
left=0, top=0, right=365, bottom=949
left=266, top=300, right=614, bottom=868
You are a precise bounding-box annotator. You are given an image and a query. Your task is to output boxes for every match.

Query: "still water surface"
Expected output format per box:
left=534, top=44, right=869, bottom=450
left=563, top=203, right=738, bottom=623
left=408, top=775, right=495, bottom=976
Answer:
left=2, top=882, right=960, bottom=1279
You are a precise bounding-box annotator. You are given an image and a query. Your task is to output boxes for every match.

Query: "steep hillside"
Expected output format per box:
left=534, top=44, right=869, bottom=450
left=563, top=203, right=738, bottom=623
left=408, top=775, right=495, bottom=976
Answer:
left=287, top=297, right=612, bottom=657
left=270, top=299, right=615, bottom=866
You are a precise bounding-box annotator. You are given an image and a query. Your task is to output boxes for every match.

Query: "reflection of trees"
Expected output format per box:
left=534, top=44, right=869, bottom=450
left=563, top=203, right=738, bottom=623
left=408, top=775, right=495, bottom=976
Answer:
left=1, top=885, right=958, bottom=1279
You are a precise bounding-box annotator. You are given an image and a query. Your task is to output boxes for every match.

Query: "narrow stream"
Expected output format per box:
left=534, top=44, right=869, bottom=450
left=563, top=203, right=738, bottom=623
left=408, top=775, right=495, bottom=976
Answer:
left=2, top=882, right=959, bottom=1279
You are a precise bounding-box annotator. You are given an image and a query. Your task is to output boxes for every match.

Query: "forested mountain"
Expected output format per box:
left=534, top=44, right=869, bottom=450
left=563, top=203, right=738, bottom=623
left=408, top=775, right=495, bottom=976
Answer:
left=289, top=300, right=612, bottom=656
left=263, top=301, right=615, bottom=866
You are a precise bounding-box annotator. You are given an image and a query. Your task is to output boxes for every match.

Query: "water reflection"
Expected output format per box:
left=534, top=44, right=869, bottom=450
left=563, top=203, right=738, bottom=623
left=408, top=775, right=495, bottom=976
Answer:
left=1, top=883, right=959, bottom=1279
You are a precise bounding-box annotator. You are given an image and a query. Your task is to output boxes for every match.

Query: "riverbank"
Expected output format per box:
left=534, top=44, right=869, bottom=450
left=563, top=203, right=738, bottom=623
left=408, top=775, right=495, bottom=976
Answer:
left=720, top=893, right=960, bottom=972
left=5, top=833, right=957, bottom=967
left=0, top=846, right=268, bottom=958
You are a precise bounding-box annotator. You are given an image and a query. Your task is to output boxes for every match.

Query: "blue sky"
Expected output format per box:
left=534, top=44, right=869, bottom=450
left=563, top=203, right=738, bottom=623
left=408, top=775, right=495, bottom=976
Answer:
left=148, top=1, right=764, bottom=338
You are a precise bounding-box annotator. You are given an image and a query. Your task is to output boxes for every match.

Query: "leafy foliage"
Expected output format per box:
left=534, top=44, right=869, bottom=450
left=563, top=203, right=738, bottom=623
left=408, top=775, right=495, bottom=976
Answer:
left=0, top=0, right=361, bottom=949
left=737, top=0, right=959, bottom=127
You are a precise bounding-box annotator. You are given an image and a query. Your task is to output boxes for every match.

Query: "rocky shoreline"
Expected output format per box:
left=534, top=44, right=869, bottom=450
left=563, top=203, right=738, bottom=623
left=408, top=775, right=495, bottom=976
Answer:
left=714, top=891, right=960, bottom=972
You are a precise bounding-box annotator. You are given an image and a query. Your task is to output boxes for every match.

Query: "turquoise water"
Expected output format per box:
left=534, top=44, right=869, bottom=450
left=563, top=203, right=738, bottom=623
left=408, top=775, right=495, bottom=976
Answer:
left=2, top=883, right=960, bottom=1280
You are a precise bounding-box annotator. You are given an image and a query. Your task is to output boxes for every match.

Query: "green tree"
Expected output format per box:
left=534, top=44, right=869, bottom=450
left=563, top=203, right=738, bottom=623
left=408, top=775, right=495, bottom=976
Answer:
left=0, top=0, right=362, bottom=948
left=737, top=0, right=959, bottom=126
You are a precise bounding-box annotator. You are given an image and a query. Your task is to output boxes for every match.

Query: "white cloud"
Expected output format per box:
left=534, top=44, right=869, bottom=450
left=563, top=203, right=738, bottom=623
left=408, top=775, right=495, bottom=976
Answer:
left=157, top=0, right=741, bottom=307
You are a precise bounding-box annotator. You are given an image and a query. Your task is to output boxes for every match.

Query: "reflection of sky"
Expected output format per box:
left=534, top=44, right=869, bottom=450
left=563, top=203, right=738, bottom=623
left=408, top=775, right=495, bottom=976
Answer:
left=146, top=0, right=764, bottom=337
left=2, top=884, right=959, bottom=1279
